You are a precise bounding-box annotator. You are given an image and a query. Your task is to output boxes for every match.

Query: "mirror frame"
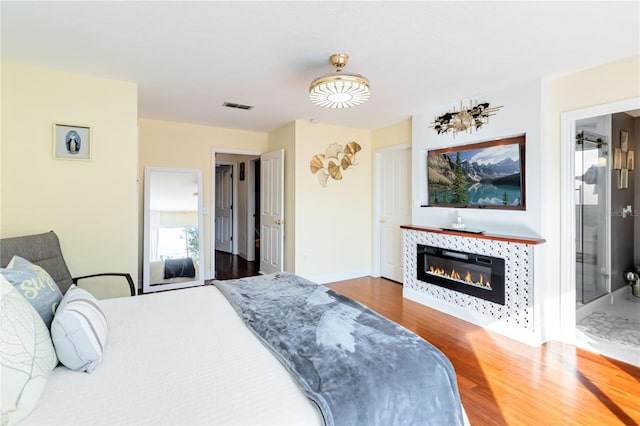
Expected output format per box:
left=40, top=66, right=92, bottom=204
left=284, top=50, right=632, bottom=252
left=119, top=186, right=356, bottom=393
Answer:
left=143, top=166, right=204, bottom=293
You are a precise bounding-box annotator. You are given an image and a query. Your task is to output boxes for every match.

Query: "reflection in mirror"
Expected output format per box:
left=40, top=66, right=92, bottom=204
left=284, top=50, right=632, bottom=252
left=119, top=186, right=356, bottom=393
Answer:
left=143, top=167, right=204, bottom=293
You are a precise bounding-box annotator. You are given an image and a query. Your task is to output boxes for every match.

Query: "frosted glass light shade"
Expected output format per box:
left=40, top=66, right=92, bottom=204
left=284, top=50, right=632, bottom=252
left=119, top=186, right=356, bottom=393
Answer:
left=309, top=74, right=370, bottom=109
left=309, top=53, right=370, bottom=109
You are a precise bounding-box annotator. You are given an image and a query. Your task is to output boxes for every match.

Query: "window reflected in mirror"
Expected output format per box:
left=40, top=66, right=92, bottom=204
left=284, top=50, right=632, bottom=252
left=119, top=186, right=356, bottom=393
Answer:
left=144, top=167, right=204, bottom=293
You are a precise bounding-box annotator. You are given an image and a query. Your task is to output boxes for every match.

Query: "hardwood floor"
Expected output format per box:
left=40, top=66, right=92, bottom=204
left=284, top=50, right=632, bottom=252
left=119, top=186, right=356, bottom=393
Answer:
left=209, top=259, right=638, bottom=425
left=214, top=250, right=260, bottom=280
left=325, top=277, right=640, bottom=426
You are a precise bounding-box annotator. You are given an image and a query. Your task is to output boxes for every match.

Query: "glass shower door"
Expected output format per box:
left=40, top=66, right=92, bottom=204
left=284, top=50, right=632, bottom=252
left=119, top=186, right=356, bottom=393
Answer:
left=575, top=130, right=609, bottom=304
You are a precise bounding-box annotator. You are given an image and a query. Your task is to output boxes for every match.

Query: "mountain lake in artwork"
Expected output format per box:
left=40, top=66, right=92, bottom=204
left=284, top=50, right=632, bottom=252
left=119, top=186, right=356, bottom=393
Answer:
left=427, top=143, right=523, bottom=207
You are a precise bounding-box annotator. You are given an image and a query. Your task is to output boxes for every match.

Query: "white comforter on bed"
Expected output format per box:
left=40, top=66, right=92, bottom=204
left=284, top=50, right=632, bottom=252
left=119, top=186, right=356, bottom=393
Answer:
left=23, top=286, right=323, bottom=425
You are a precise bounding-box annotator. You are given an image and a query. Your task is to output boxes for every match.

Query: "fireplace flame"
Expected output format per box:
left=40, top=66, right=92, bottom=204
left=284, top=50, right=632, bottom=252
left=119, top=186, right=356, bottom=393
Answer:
left=452, top=269, right=461, bottom=280
left=428, top=265, right=491, bottom=289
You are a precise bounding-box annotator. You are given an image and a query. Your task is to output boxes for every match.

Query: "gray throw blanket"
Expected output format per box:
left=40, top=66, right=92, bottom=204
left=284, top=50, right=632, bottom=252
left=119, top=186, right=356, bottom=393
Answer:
left=214, top=272, right=464, bottom=426
left=163, top=257, right=195, bottom=279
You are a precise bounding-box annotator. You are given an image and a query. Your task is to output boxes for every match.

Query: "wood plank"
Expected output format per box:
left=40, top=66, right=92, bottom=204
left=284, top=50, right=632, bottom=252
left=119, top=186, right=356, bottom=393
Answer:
left=401, top=224, right=546, bottom=245
left=325, top=276, right=640, bottom=425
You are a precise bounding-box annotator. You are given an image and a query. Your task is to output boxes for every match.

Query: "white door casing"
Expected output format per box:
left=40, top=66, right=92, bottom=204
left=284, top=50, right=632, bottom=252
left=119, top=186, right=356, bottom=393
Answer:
left=211, top=149, right=262, bottom=280
left=215, top=165, right=233, bottom=253
left=377, top=146, right=411, bottom=283
left=260, top=149, right=285, bottom=274
left=559, top=97, right=638, bottom=342
left=245, top=159, right=258, bottom=262
left=237, top=162, right=249, bottom=260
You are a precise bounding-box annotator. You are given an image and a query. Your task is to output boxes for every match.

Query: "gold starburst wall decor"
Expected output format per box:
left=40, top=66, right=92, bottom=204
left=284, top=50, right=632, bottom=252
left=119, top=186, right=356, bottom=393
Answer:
left=430, top=101, right=503, bottom=137
left=310, top=141, right=362, bottom=187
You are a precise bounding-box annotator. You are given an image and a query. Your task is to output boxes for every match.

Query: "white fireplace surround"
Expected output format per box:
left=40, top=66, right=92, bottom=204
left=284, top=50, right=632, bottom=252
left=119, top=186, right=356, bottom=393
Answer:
left=403, top=227, right=544, bottom=346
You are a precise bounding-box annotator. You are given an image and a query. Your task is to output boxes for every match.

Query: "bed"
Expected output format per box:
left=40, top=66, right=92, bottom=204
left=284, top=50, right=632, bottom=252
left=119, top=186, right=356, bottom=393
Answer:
left=3, top=271, right=467, bottom=425
left=148, top=258, right=199, bottom=286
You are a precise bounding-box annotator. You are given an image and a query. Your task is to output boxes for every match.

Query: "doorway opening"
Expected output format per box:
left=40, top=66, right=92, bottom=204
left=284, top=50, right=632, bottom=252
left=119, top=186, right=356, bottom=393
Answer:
left=213, top=151, right=261, bottom=280
left=253, top=158, right=261, bottom=264
left=214, top=163, right=234, bottom=254
left=561, top=98, right=640, bottom=367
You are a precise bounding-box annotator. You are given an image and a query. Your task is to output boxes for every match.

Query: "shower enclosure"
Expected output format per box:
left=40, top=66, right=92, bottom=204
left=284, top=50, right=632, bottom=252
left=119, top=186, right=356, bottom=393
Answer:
left=575, top=126, right=610, bottom=304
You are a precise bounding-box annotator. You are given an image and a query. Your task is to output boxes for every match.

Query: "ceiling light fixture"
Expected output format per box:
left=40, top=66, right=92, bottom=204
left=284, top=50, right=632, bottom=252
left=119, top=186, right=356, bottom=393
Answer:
left=309, top=54, right=370, bottom=109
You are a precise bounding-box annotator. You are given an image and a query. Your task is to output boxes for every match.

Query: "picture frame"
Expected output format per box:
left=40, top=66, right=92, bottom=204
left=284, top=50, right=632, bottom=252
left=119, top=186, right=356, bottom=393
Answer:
left=618, top=169, right=628, bottom=189
left=613, top=148, right=623, bottom=170
left=427, top=134, right=526, bottom=210
left=239, top=162, right=245, bottom=181
left=627, top=151, right=634, bottom=171
left=620, top=130, right=629, bottom=152
left=53, top=123, right=91, bottom=160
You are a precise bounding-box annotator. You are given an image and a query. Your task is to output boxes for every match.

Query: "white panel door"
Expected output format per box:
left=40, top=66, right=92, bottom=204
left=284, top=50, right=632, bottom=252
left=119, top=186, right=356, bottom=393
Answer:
left=260, top=149, right=284, bottom=274
left=215, top=165, right=233, bottom=253
left=379, top=147, right=411, bottom=283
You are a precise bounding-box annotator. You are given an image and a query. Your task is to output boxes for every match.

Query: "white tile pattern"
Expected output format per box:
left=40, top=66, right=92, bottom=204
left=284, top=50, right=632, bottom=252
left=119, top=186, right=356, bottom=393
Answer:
left=404, top=230, right=533, bottom=330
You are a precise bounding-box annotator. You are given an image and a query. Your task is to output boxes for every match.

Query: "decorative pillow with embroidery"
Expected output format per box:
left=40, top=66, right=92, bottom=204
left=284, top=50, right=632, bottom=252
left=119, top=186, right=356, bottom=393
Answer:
left=0, top=256, right=63, bottom=328
left=0, top=275, right=58, bottom=425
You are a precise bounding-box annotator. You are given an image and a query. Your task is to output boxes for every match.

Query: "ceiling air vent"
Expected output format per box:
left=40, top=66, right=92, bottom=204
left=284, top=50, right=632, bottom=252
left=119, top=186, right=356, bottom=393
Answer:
left=222, top=102, right=253, bottom=110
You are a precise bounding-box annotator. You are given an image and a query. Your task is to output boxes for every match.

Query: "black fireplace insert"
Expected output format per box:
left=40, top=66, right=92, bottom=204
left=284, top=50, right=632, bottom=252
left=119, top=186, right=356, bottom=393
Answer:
left=417, top=244, right=505, bottom=305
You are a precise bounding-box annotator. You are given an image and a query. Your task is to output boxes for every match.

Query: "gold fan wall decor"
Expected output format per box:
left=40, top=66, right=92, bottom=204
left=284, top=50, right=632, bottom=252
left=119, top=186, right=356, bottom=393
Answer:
left=310, top=141, right=362, bottom=187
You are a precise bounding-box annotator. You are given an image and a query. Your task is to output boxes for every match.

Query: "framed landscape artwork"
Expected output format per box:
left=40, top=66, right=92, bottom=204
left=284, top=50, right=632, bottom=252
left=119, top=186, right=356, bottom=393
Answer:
left=427, top=135, right=526, bottom=210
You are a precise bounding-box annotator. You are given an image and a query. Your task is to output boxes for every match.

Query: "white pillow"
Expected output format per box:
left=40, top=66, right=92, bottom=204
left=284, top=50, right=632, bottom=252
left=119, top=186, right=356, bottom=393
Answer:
left=50, top=285, right=108, bottom=373
left=0, top=275, right=58, bottom=425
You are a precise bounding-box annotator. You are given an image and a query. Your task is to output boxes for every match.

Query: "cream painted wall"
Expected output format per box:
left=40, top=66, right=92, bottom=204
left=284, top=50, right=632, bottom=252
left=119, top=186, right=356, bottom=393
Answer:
left=1, top=63, right=139, bottom=283
left=293, top=121, right=372, bottom=282
left=216, top=153, right=260, bottom=163
left=372, top=118, right=411, bottom=150
left=160, top=211, right=198, bottom=227
left=267, top=122, right=296, bottom=272
left=138, top=118, right=268, bottom=279
left=140, top=117, right=374, bottom=282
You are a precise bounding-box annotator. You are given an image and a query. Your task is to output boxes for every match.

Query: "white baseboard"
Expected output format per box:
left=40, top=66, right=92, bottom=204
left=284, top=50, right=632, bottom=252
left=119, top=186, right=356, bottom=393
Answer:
left=305, top=268, right=371, bottom=285
left=404, top=288, right=544, bottom=347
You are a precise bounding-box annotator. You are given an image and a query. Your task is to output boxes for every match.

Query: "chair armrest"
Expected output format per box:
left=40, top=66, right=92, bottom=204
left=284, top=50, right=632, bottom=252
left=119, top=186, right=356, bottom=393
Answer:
left=73, top=273, right=135, bottom=297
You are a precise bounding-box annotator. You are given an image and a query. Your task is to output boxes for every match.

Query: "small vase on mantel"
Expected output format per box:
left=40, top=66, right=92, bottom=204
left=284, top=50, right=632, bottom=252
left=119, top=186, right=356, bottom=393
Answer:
left=452, top=215, right=466, bottom=230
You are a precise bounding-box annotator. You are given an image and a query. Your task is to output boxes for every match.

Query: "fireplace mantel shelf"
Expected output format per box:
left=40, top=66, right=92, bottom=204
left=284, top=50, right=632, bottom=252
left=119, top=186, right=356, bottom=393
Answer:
left=401, top=225, right=545, bottom=245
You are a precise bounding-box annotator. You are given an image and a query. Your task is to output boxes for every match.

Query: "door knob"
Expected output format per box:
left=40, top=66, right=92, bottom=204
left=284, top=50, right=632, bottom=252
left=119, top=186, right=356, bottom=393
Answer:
left=275, top=219, right=283, bottom=225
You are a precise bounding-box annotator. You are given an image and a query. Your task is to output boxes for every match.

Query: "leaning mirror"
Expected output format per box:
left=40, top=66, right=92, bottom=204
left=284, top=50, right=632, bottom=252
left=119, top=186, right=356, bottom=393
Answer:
left=143, top=167, right=204, bottom=293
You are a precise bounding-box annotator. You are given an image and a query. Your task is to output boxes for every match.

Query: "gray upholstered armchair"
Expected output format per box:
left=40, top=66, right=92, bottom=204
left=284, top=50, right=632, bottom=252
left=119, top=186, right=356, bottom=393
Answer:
left=0, top=231, right=135, bottom=299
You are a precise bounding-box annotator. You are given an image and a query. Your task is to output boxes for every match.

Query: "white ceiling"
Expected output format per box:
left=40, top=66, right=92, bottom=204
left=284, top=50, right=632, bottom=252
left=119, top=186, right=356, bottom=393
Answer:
left=2, top=1, right=639, bottom=133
